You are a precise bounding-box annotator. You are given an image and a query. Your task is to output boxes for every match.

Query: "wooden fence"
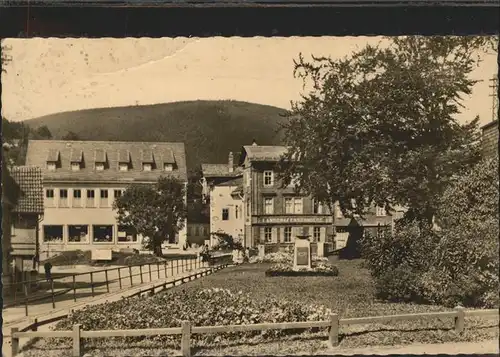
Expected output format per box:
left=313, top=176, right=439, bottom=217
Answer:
left=10, top=306, right=498, bottom=357
left=4, top=254, right=231, bottom=315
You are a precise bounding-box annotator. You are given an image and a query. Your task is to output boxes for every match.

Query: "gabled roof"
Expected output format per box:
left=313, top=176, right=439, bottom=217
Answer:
left=239, top=145, right=289, bottom=164
left=201, top=164, right=242, bottom=178
left=70, top=149, right=83, bottom=163
left=481, top=119, right=498, bottom=131
left=10, top=166, right=44, bottom=214
left=26, top=140, right=188, bottom=183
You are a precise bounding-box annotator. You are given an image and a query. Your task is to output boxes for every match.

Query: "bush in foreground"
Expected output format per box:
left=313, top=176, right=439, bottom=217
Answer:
left=48, top=287, right=332, bottom=348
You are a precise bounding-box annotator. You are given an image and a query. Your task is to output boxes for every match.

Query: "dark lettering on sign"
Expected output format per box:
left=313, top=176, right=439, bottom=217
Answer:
left=296, top=247, right=309, bottom=266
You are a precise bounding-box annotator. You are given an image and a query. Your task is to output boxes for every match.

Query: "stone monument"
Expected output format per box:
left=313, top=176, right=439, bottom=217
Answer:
left=258, top=244, right=266, bottom=259
left=293, top=228, right=312, bottom=270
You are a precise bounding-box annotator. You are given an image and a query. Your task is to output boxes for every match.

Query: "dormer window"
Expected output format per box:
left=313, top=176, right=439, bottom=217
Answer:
left=46, top=149, right=60, bottom=171
left=117, top=149, right=131, bottom=172
left=164, top=163, right=173, bottom=172
left=141, top=149, right=155, bottom=171
left=94, top=148, right=107, bottom=171
left=70, top=149, right=83, bottom=171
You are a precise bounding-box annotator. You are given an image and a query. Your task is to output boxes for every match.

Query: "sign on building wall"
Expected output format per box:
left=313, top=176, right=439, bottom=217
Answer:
left=91, top=249, right=113, bottom=261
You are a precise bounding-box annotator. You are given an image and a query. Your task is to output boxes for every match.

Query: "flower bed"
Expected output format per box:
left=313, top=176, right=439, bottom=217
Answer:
left=45, top=287, right=332, bottom=349
left=249, top=251, right=330, bottom=265
left=266, top=261, right=339, bottom=277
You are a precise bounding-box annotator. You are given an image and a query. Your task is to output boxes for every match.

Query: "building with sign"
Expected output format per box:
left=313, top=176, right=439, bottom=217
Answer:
left=481, top=120, right=498, bottom=159
left=25, top=140, right=188, bottom=258
left=238, top=142, right=399, bottom=250
left=201, top=152, right=245, bottom=247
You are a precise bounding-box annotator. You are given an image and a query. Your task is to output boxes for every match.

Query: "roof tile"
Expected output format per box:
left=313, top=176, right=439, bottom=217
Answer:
left=26, top=140, right=187, bottom=182
left=10, top=166, right=44, bottom=214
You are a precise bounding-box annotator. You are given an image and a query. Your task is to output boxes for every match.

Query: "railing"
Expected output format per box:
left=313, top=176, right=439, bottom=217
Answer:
left=3, top=255, right=219, bottom=316
left=10, top=306, right=498, bottom=357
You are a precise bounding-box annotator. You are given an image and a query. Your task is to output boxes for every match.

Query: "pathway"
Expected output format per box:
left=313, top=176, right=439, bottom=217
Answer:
left=3, top=261, right=218, bottom=357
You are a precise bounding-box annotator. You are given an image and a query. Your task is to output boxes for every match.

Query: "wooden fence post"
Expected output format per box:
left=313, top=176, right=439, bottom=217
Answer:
left=73, top=275, right=77, bottom=302
left=118, top=268, right=122, bottom=289
left=129, top=266, right=133, bottom=286
left=72, top=324, right=82, bottom=357
left=171, top=259, right=174, bottom=276
left=51, top=279, right=56, bottom=308
left=90, top=272, right=95, bottom=297
left=11, top=327, right=19, bottom=356
left=176, top=259, right=179, bottom=274
left=140, top=265, right=144, bottom=284
left=32, top=317, right=38, bottom=331
left=181, top=320, right=191, bottom=357
left=157, top=263, right=160, bottom=279
left=328, top=313, right=339, bottom=347
left=455, top=306, right=465, bottom=334
left=24, top=282, right=29, bottom=316
left=148, top=263, right=152, bottom=282
left=164, top=261, right=167, bottom=277
left=104, top=270, right=110, bottom=293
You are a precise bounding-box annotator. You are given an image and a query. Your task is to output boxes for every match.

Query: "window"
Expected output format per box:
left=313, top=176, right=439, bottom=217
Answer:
left=43, top=225, right=63, bottom=242
left=235, top=205, right=239, bottom=219
left=264, top=197, right=274, bottom=214
left=95, top=163, right=105, bottom=171
left=68, top=225, right=89, bottom=243
left=72, top=189, right=82, bottom=207
left=114, top=189, right=123, bottom=199
left=47, top=162, right=56, bottom=171
left=222, top=208, right=229, bottom=221
left=87, top=189, right=95, bottom=208
left=143, top=163, right=152, bottom=171
left=45, top=189, right=55, bottom=207
left=263, top=171, right=274, bottom=187
left=71, top=163, right=80, bottom=171
left=376, top=206, right=386, bottom=217
left=117, top=225, right=138, bottom=243
left=313, top=199, right=323, bottom=214
left=100, top=189, right=109, bottom=207
left=313, top=227, right=321, bottom=242
left=264, top=227, right=272, bottom=243
left=285, top=198, right=294, bottom=214
left=59, top=189, right=69, bottom=208
left=284, top=227, right=292, bottom=243
left=293, top=198, right=303, bottom=214
left=119, top=163, right=129, bottom=171
left=93, top=225, right=113, bottom=243
left=164, top=163, right=173, bottom=172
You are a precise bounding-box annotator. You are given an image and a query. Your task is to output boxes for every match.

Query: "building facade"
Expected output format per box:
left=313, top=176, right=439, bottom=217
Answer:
left=25, top=140, right=188, bottom=258
left=482, top=120, right=498, bottom=159
left=9, top=166, right=44, bottom=277
left=238, top=143, right=398, bottom=250
left=201, top=153, right=245, bottom=247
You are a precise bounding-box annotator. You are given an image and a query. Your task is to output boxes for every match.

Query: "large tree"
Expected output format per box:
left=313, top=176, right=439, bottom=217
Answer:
left=279, top=36, right=496, bottom=236
left=113, top=176, right=187, bottom=256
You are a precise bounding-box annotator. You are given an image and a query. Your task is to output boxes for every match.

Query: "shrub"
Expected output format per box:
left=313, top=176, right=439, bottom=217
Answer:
left=49, top=287, right=333, bottom=348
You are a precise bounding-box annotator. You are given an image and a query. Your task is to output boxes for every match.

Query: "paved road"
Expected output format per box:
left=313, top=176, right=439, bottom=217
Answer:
left=3, top=257, right=203, bottom=327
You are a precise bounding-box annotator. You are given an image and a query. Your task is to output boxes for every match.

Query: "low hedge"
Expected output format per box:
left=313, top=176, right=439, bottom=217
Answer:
left=265, top=262, right=339, bottom=277
left=265, top=270, right=338, bottom=277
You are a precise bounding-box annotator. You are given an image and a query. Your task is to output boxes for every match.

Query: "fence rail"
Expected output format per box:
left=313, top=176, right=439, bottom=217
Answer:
left=3, top=254, right=231, bottom=315
left=10, top=307, right=498, bottom=357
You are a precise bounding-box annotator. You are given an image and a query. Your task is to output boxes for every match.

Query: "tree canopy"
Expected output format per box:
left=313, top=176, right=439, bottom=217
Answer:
left=279, top=36, right=495, bottom=228
left=113, top=176, right=187, bottom=256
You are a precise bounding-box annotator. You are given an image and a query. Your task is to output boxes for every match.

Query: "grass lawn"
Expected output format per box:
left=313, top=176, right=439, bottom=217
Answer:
left=19, top=258, right=498, bottom=357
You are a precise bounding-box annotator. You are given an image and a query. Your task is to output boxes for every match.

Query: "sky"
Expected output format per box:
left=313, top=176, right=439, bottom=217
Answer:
left=1, top=36, right=498, bottom=125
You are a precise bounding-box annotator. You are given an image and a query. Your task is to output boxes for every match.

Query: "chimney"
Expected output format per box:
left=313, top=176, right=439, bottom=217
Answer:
left=251, top=139, right=257, bottom=146
left=228, top=152, right=234, bottom=172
